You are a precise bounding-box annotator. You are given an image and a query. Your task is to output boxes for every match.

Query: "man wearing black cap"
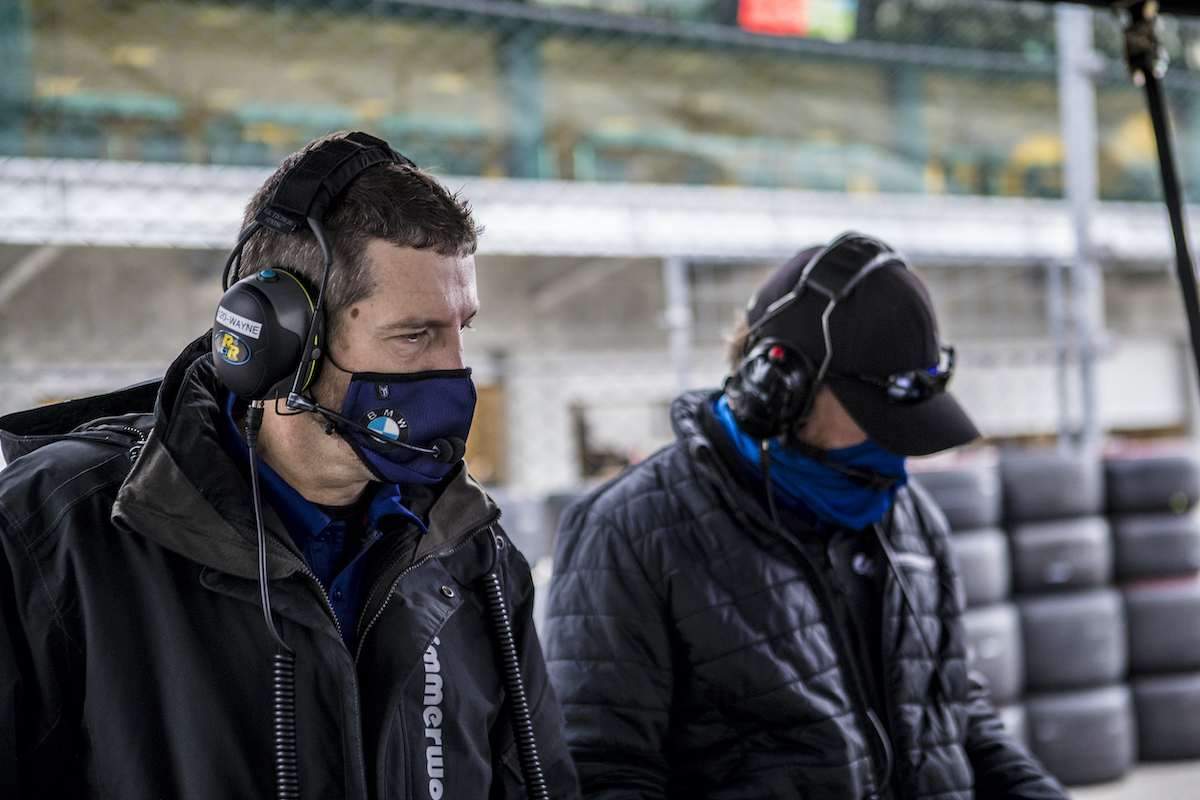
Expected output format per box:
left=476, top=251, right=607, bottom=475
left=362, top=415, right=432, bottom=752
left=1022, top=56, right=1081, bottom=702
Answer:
left=543, top=233, right=1067, bottom=799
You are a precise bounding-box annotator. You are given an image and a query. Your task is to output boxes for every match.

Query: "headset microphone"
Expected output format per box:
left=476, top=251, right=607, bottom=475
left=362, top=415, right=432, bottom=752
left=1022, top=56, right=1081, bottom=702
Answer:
left=284, top=394, right=464, bottom=463
left=432, top=436, right=468, bottom=464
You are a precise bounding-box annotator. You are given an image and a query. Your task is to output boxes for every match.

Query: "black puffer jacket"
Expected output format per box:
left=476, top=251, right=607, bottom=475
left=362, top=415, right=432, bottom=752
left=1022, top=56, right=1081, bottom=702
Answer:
left=0, top=335, right=579, bottom=800
left=544, top=390, right=1065, bottom=800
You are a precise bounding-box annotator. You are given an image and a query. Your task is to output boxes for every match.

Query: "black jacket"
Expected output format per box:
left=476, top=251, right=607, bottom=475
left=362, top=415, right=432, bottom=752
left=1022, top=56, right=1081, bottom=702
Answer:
left=0, top=335, right=579, bottom=800
left=543, top=390, right=1066, bottom=800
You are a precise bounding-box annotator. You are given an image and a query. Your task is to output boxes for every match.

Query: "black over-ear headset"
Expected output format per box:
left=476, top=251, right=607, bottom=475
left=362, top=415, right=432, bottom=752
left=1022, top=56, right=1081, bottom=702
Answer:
left=723, top=232, right=909, bottom=441
left=213, top=133, right=465, bottom=464
left=213, top=131, right=413, bottom=401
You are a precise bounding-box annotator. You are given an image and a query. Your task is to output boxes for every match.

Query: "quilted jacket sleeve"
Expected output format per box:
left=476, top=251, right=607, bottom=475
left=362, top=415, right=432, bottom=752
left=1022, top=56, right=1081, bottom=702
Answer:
left=543, top=493, right=675, bottom=800
left=964, top=676, right=1069, bottom=800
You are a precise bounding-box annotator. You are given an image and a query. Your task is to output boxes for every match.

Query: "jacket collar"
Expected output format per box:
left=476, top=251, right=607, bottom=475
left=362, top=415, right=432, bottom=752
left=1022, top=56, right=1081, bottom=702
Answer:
left=670, top=389, right=922, bottom=543
left=4, top=331, right=500, bottom=579
left=0, top=381, right=159, bottom=462
left=670, top=389, right=779, bottom=536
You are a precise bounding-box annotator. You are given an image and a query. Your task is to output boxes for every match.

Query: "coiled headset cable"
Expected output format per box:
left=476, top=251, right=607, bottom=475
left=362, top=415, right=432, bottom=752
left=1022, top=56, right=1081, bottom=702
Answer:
left=246, top=400, right=301, bottom=800
left=482, top=534, right=550, bottom=800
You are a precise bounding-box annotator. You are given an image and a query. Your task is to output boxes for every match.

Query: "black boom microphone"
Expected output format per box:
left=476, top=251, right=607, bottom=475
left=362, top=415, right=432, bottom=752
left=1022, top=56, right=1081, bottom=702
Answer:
left=284, top=394, right=465, bottom=464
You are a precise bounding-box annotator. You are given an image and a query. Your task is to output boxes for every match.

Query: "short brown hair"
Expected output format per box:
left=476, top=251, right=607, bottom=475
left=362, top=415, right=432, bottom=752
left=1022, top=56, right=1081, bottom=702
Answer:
left=235, top=132, right=480, bottom=333
left=727, top=313, right=751, bottom=372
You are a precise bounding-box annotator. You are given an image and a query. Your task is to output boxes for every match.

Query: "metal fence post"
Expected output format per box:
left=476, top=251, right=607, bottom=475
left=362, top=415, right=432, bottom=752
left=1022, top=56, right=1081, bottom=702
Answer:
left=1056, top=2, right=1103, bottom=451
left=663, top=256, right=693, bottom=397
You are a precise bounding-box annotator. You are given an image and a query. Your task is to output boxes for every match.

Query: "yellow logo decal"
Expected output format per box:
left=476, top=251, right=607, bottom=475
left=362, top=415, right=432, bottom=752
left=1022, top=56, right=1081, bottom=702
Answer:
left=217, top=331, right=250, bottom=365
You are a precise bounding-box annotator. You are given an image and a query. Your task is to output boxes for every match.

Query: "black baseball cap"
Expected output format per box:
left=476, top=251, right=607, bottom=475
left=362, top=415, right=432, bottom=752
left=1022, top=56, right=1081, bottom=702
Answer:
left=746, top=234, right=980, bottom=457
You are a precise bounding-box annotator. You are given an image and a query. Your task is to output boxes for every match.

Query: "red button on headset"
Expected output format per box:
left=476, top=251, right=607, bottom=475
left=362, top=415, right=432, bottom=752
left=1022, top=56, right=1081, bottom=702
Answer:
left=768, top=345, right=786, bottom=362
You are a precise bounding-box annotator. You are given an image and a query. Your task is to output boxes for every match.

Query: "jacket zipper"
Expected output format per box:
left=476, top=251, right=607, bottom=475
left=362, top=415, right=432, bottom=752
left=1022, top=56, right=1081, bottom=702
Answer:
left=826, top=536, right=895, bottom=796
left=772, top=523, right=892, bottom=798
left=353, top=519, right=496, bottom=664
left=268, top=542, right=344, bottom=642
left=117, top=425, right=149, bottom=460
left=296, top=558, right=344, bottom=641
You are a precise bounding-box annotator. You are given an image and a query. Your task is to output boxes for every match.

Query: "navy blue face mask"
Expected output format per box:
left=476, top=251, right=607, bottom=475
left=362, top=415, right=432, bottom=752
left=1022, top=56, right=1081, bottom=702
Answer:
left=335, top=368, right=476, bottom=485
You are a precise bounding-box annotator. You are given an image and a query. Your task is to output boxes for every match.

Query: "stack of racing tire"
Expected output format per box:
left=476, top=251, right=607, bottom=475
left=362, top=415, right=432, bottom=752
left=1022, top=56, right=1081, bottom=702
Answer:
left=1106, top=452, right=1200, bottom=765
left=998, top=453, right=1134, bottom=787
left=911, top=458, right=1030, bottom=748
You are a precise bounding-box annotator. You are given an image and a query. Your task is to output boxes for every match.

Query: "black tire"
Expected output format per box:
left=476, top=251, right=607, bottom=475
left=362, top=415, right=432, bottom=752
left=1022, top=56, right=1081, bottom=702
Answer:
left=1124, top=577, right=1200, bottom=674
left=1025, top=684, right=1135, bottom=786
left=1131, top=672, right=1200, bottom=761
left=1111, top=512, right=1200, bottom=581
left=949, top=528, right=1011, bottom=608
left=1009, top=516, right=1112, bottom=595
left=996, top=703, right=1028, bottom=750
left=1018, top=588, right=1127, bottom=692
left=1105, top=455, right=1200, bottom=515
left=911, top=465, right=1002, bottom=530
left=963, top=603, right=1024, bottom=705
left=1000, top=454, right=1104, bottom=523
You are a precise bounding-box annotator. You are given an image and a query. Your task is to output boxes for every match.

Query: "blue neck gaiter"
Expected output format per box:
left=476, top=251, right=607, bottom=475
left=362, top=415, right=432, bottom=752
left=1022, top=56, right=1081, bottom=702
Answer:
left=713, top=395, right=908, bottom=530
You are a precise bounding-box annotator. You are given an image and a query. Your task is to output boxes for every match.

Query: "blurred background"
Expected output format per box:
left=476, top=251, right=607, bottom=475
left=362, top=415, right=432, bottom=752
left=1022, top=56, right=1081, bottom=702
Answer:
left=3, top=0, right=1200, bottom=550
left=5, top=0, right=1200, bottom=791
left=4, top=0, right=1200, bottom=547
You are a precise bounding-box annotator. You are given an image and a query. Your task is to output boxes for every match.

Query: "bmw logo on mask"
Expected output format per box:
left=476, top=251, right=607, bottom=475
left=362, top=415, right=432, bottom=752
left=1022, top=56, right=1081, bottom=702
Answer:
left=360, top=407, right=410, bottom=451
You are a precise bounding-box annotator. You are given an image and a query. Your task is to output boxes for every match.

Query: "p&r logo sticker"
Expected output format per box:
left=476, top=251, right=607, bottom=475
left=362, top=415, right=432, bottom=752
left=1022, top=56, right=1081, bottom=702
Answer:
left=217, top=331, right=251, bottom=365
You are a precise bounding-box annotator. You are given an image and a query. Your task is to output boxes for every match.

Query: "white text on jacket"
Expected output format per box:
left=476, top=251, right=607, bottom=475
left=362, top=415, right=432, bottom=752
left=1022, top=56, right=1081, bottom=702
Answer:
left=423, top=637, right=446, bottom=800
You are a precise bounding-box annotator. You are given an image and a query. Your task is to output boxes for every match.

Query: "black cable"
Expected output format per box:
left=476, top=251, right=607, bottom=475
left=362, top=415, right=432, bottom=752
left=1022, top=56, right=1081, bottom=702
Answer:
left=759, top=439, right=780, bottom=527
left=222, top=221, right=262, bottom=291
left=246, top=401, right=300, bottom=800
left=1123, top=2, right=1200, bottom=405
left=871, top=513, right=952, bottom=700
left=1142, top=70, right=1200, bottom=399
left=482, top=569, right=550, bottom=800
left=285, top=217, right=336, bottom=405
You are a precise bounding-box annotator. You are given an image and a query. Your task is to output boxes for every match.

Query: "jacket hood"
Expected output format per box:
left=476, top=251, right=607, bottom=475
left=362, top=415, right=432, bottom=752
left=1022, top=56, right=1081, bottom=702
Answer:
left=0, top=382, right=160, bottom=463
left=668, top=389, right=776, bottom=532
left=669, top=388, right=922, bottom=540
left=669, top=389, right=722, bottom=454
left=2, top=332, right=498, bottom=580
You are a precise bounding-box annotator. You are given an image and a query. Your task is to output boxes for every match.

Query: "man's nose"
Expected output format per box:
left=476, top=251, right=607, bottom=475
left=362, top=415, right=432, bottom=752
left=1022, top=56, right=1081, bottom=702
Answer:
left=432, top=329, right=465, bottom=371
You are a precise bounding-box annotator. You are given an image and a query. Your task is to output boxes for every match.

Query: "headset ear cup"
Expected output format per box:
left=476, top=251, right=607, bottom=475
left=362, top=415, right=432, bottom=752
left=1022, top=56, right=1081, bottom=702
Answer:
left=213, top=269, right=319, bottom=400
left=724, top=338, right=812, bottom=440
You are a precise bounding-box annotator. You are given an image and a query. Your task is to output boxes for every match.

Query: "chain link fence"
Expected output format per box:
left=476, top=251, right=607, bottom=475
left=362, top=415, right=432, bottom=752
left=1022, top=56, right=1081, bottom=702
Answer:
left=2, top=0, right=1198, bottom=195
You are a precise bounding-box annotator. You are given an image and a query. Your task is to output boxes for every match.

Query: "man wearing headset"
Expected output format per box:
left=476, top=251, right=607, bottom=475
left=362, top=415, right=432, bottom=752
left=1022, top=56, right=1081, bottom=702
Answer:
left=544, top=233, right=1066, bottom=799
left=0, top=133, right=578, bottom=798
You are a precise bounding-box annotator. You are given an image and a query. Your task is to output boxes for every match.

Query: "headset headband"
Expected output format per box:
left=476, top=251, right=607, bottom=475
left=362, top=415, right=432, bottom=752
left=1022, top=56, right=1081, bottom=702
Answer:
left=256, top=132, right=413, bottom=235
left=214, top=132, right=416, bottom=401
left=749, top=232, right=908, bottom=387
left=222, top=133, right=413, bottom=291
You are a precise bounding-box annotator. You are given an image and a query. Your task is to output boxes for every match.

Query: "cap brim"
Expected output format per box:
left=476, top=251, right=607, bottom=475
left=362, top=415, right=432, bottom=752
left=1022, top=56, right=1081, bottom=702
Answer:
left=826, top=375, right=981, bottom=457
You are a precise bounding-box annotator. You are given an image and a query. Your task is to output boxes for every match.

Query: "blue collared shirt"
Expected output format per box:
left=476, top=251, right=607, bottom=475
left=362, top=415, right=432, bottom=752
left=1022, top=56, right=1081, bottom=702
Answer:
left=218, top=393, right=426, bottom=646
